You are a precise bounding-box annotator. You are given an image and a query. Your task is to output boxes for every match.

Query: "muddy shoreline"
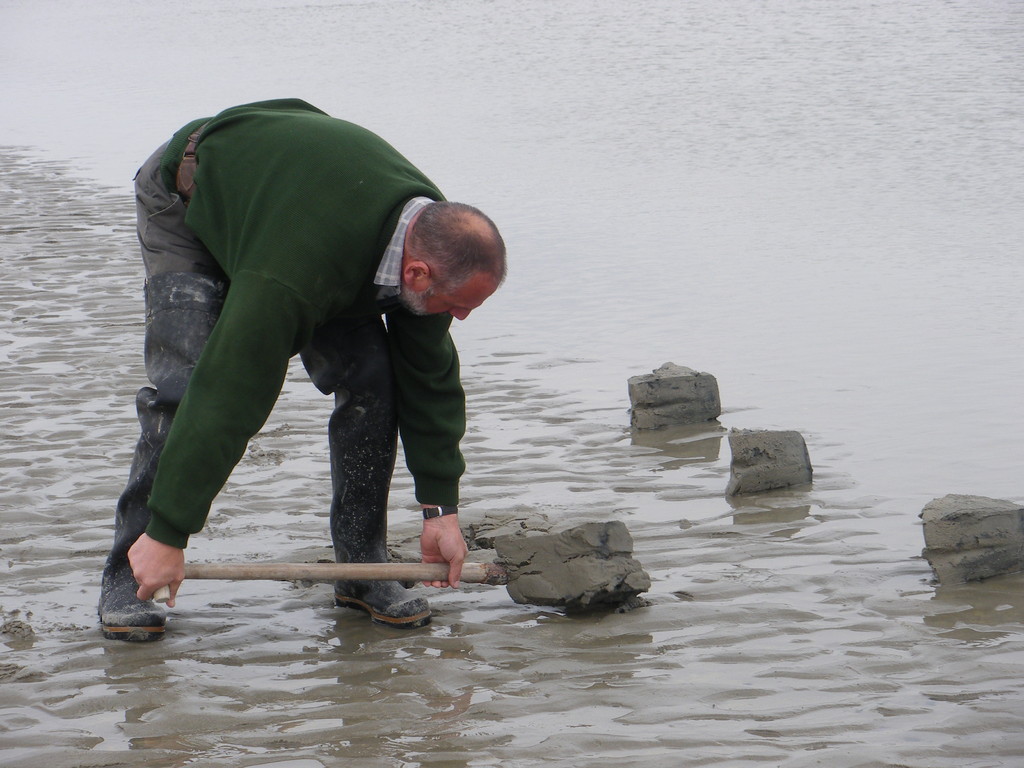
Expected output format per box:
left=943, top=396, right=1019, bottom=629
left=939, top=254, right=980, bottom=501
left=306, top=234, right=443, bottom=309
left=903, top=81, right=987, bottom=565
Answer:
left=3, top=149, right=1024, bottom=767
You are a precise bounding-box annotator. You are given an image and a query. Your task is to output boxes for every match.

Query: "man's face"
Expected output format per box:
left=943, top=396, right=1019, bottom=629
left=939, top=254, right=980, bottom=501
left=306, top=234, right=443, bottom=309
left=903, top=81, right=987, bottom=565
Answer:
left=400, top=271, right=498, bottom=321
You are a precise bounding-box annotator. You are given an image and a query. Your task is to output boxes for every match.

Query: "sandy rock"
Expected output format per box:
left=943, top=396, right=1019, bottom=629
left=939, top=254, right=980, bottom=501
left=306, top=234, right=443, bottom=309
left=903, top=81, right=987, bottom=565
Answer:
left=628, top=363, right=721, bottom=430
left=726, top=429, right=812, bottom=495
left=493, top=521, right=651, bottom=612
left=0, top=619, right=35, bottom=640
left=465, top=509, right=554, bottom=550
left=920, top=494, right=1024, bottom=584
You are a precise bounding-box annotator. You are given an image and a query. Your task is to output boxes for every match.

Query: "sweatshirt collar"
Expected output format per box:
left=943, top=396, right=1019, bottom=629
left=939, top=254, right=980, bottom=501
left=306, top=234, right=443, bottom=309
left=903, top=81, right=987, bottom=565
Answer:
left=375, top=197, right=433, bottom=310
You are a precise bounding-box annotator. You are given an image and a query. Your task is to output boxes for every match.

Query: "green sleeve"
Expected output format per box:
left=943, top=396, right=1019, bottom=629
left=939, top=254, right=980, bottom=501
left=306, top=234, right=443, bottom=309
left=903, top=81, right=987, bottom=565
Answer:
left=385, top=310, right=466, bottom=506
left=145, top=271, right=321, bottom=548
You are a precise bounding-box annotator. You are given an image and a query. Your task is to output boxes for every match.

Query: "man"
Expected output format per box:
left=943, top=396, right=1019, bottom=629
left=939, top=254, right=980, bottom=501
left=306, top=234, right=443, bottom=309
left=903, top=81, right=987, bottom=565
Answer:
left=98, top=99, right=506, bottom=641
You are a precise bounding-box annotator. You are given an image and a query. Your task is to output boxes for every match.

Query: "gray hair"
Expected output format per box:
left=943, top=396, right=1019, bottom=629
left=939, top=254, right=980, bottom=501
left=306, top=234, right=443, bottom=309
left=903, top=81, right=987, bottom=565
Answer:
left=408, top=202, right=507, bottom=290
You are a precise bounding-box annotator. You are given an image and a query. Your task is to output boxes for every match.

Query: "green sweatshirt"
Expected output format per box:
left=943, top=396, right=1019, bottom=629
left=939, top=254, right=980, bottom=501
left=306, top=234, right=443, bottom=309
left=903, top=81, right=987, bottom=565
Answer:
left=145, top=99, right=466, bottom=549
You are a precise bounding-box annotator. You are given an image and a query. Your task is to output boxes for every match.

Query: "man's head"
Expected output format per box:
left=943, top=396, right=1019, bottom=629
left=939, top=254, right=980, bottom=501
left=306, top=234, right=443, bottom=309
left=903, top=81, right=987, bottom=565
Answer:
left=400, top=202, right=506, bottom=320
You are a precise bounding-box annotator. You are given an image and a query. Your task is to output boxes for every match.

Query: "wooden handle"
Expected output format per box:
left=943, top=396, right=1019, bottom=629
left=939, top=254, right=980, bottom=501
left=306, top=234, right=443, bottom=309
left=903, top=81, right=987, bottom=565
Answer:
left=152, top=560, right=508, bottom=603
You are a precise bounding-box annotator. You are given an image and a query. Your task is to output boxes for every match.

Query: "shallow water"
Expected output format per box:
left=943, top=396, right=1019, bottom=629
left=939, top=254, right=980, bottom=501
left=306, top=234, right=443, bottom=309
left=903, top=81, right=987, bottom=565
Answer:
left=2, top=1, right=1024, bottom=766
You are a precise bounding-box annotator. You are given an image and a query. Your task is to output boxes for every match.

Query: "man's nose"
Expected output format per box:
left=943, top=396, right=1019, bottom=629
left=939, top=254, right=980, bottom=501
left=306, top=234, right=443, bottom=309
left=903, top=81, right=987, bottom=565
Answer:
left=450, top=308, right=472, bottom=321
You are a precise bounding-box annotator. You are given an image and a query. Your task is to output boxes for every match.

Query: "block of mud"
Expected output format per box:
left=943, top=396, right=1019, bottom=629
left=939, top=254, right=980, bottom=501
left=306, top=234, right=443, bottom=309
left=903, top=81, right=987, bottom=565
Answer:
left=628, top=363, right=721, bottom=429
left=920, top=494, right=1024, bottom=584
left=493, top=521, right=651, bottom=612
left=465, top=509, right=553, bottom=550
left=725, top=429, right=812, bottom=495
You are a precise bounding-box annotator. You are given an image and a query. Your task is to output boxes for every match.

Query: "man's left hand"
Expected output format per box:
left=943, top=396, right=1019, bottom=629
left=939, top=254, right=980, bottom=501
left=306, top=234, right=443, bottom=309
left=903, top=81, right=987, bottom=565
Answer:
left=420, top=513, right=467, bottom=588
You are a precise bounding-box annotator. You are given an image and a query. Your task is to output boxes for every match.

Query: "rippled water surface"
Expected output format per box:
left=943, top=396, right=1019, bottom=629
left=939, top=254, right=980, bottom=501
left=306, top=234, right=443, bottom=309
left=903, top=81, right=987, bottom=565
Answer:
left=2, top=1, right=1024, bottom=766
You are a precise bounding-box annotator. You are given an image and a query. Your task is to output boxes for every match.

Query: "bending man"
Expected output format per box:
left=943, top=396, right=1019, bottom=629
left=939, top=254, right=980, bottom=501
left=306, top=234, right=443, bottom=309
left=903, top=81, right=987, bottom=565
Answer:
left=99, top=99, right=506, bottom=641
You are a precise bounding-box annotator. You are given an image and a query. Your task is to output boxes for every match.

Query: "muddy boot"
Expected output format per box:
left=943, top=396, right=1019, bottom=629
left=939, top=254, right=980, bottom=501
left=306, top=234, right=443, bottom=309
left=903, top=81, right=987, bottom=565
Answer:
left=98, top=383, right=171, bottom=642
left=302, top=317, right=431, bottom=629
left=99, top=272, right=225, bottom=641
left=327, top=392, right=432, bottom=629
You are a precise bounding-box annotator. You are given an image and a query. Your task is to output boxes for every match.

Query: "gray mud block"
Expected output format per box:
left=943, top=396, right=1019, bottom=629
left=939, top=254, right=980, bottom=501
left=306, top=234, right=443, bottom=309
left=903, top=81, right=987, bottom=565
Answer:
left=628, top=363, right=721, bottom=429
left=465, top=510, right=553, bottom=550
left=726, top=429, right=812, bottom=496
left=493, top=521, right=651, bottom=612
left=920, top=494, right=1024, bottom=584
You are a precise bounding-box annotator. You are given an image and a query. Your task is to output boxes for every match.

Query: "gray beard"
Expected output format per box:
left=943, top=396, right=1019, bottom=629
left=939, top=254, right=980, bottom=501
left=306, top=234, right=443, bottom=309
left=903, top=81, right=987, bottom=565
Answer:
left=398, top=287, right=432, bottom=316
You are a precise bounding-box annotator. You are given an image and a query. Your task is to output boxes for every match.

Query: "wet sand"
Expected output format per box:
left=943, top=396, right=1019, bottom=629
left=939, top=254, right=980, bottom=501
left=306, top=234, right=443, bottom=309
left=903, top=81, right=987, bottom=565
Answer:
left=3, top=150, right=1024, bottom=767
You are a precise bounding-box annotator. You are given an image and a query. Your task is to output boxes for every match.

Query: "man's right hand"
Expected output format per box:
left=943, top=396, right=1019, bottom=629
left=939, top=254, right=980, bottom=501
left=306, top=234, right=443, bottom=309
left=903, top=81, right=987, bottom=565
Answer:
left=128, top=533, right=185, bottom=607
left=420, top=513, right=468, bottom=588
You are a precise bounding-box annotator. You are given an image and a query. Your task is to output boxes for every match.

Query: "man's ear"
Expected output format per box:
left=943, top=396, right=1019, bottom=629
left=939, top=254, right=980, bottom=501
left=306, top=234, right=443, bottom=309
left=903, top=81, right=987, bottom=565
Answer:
left=402, top=259, right=433, bottom=292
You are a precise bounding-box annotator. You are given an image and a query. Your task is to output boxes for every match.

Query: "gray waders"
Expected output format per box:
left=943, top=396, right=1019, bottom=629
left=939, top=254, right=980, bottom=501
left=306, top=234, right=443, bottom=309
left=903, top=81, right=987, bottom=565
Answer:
left=99, top=272, right=225, bottom=640
left=302, top=317, right=431, bottom=629
left=98, top=286, right=430, bottom=640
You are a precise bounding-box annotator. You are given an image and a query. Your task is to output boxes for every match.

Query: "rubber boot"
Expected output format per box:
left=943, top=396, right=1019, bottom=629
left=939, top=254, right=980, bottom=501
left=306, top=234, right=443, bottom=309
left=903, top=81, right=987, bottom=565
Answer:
left=301, top=317, right=431, bottom=629
left=99, top=272, right=226, bottom=641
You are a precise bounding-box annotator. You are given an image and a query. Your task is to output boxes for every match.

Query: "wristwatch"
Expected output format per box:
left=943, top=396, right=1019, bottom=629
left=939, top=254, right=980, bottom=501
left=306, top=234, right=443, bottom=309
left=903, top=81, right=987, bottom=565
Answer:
left=422, top=505, right=459, bottom=519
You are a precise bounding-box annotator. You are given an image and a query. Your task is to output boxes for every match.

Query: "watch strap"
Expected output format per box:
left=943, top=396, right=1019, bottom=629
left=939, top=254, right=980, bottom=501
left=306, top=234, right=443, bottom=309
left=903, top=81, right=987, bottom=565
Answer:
left=422, top=505, right=459, bottom=519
